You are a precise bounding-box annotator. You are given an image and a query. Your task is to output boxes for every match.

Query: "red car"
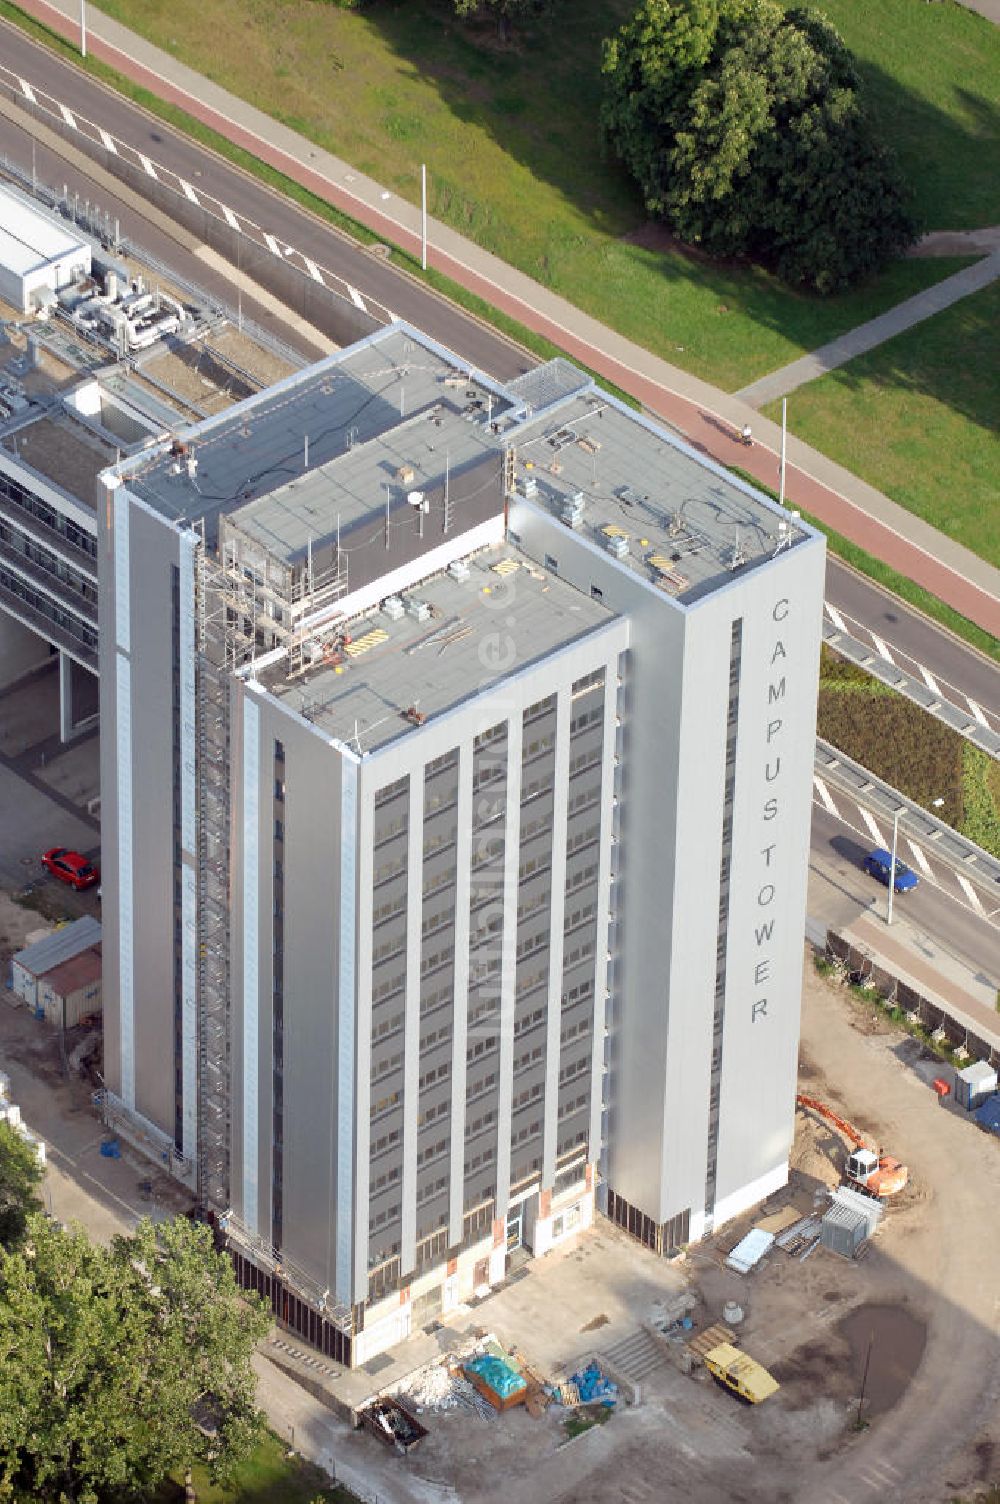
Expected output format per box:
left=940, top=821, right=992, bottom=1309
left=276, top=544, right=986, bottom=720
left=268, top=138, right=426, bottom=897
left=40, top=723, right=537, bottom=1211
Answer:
left=42, top=847, right=100, bottom=890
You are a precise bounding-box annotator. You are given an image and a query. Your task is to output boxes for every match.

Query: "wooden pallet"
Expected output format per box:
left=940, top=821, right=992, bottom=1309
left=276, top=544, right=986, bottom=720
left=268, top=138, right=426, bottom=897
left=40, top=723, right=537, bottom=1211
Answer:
left=686, top=1323, right=735, bottom=1367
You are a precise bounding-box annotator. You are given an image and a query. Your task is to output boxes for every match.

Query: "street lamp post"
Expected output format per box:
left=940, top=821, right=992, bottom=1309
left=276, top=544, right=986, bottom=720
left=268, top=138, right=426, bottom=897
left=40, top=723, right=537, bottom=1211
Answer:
left=80, top=0, right=87, bottom=59
left=886, top=796, right=943, bottom=926
left=886, top=806, right=903, bottom=926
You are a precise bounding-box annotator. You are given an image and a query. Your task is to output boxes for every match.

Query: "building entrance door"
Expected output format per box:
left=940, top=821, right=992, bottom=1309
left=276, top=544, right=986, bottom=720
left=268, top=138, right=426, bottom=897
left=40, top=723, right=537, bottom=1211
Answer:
left=506, top=1206, right=523, bottom=1252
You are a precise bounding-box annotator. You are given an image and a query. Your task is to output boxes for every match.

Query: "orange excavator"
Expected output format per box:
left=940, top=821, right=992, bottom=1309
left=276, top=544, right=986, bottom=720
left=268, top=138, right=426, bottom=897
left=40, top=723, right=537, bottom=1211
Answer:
left=796, top=1093, right=908, bottom=1197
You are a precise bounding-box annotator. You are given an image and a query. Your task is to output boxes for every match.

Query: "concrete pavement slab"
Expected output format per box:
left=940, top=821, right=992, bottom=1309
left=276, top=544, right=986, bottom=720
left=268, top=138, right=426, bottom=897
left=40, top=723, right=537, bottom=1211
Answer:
left=736, top=252, right=1000, bottom=407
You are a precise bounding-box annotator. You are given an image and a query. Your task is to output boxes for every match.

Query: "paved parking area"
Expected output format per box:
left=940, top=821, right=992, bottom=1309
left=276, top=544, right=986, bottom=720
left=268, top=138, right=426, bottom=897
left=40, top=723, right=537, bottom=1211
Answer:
left=0, top=660, right=101, bottom=895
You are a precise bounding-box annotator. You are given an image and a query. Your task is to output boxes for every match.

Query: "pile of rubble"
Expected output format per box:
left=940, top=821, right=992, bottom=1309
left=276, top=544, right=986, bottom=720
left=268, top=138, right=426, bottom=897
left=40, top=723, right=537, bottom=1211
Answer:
left=395, top=1354, right=498, bottom=1420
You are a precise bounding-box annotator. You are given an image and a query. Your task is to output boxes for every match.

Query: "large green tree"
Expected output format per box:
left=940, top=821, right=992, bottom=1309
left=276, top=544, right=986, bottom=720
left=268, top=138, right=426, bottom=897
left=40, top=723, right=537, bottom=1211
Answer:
left=0, top=1120, right=44, bottom=1251
left=601, top=0, right=917, bottom=292
left=453, top=0, right=556, bottom=35
left=0, top=1214, right=270, bottom=1503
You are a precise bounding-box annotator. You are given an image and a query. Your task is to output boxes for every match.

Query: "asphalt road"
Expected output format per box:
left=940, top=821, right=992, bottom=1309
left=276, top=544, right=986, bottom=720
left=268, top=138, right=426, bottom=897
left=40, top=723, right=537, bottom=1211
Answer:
left=0, top=18, right=533, bottom=382
left=809, top=803, right=1000, bottom=983
left=4, top=16, right=997, bottom=728
left=823, top=563, right=1000, bottom=724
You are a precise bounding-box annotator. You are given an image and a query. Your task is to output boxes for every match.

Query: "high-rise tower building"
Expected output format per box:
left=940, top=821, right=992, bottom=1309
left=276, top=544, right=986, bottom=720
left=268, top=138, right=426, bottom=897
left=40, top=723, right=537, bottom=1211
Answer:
left=98, top=323, right=824, bottom=1365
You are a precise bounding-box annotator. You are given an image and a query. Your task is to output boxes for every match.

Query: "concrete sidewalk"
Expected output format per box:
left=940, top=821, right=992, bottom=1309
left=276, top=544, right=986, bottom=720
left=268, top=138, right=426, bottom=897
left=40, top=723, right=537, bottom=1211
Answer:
left=838, top=911, right=1000, bottom=1053
left=10, top=0, right=1000, bottom=634
left=737, top=251, right=1000, bottom=408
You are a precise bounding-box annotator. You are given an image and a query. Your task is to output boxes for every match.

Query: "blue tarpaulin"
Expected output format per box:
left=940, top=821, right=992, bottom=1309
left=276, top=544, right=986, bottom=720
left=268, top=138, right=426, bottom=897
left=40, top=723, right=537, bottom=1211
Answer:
left=975, top=1094, right=1000, bottom=1135
left=570, top=1362, right=619, bottom=1407
left=463, top=1354, right=527, bottom=1401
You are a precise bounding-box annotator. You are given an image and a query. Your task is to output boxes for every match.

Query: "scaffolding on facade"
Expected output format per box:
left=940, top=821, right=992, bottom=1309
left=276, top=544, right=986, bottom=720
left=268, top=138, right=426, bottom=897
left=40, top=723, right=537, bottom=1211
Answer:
left=195, top=538, right=235, bottom=1213
left=216, top=515, right=349, bottom=678
left=192, top=516, right=350, bottom=1214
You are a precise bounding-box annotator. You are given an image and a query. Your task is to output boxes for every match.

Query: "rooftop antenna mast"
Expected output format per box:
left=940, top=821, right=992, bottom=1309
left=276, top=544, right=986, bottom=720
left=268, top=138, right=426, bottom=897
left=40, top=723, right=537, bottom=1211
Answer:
left=443, top=451, right=451, bottom=534
left=303, top=433, right=309, bottom=470
left=385, top=485, right=391, bottom=549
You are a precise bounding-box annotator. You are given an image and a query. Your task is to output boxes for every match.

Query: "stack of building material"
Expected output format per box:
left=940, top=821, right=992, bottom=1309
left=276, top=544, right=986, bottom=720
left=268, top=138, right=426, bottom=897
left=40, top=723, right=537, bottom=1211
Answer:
left=463, top=1353, right=528, bottom=1411
left=725, top=1228, right=775, bottom=1274
left=955, top=1061, right=998, bottom=1112
left=686, top=1323, right=735, bottom=1367
left=569, top=1362, right=619, bottom=1409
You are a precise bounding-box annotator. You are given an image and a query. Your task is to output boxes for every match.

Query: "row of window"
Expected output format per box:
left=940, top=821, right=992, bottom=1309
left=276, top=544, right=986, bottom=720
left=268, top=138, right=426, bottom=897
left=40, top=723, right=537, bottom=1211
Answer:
left=0, top=561, right=97, bottom=651
left=559, top=1054, right=591, bottom=1087
left=417, top=1172, right=449, bottom=1207
left=0, top=518, right=97, bottom=604
left=417, top=1135, right=448, bottom=1168
left=558, top=1091, right=590, bottom=1122
left=0, top=470, right=97, bottom=559
left=514, top=1041, right=545, bottom=1073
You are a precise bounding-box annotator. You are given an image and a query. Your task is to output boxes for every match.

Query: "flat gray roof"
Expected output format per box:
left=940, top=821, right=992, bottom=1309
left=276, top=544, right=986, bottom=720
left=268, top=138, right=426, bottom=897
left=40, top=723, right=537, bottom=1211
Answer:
left=232, top=397, right=499, bottom=565
left=107, top=323, right=807, bottom=601
left=505, top=391, right=808, bottom=602
left=260, top=541, right=615, bottom=754
left=111, top=326, right=511, bottom=544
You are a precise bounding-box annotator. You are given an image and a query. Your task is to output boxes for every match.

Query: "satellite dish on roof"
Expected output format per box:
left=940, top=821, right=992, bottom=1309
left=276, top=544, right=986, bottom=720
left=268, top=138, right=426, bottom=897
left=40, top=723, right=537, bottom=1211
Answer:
left=407, top=490, right=428, bottom=513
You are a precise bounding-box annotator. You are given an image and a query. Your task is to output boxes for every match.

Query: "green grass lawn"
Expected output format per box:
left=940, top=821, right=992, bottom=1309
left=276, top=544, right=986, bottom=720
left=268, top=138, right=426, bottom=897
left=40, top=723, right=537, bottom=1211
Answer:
left=764, top=281, right=1000, bottom=569
left=809, top=0, right=1000, bottom=231
left=156, top=1433, right=354, bottom=1504
left=817, top=648, right=1000, bottom=859
left=78, top=0, right=984, bottom=391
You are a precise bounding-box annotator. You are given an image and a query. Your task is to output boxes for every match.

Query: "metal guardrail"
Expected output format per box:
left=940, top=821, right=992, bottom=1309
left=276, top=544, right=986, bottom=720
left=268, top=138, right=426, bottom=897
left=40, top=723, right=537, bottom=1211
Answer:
left=815, top=737, right=1000, bottom=894
left=823, top=620, right=1000, bottom=761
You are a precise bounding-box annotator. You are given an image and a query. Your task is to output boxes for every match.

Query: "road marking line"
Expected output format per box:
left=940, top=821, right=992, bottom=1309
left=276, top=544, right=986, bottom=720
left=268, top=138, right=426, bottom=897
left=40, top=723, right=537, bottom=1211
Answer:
left=19, top=78, right=36, bottom=103
left=97, top=128, right=117, bottom=154
left=967, top=698, right=990, bottom=727
left=859, top=807, right=886, bottom=846
left=179, top=179, right=200, bottom=203
left=137, top=153, right=158, bottom=178
left=813, top=776, right=839, bottom=816
left=870, top=633, right=896, bottom=665
left=824, top=602, right=848, bottom=633
left=956, top=872, right=986, bottom=915
left=905, top=839, right=932, bottom=875
left=347, top=284, right=366, bottom=310
left=918, top=664, right=942, bottom=697
left=263, top=231, right=282, bottom=255
left=303, top=257, right=324, bottom=283
left=59, top=103, right=77, bottom=129
left=221, top=203, right=241, bottom=230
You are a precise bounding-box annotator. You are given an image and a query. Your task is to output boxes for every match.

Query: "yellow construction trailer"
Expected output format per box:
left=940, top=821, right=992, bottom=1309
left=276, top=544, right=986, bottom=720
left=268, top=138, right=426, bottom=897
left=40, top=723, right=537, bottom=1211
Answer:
left=703, top=1343, right=780, bottom=1404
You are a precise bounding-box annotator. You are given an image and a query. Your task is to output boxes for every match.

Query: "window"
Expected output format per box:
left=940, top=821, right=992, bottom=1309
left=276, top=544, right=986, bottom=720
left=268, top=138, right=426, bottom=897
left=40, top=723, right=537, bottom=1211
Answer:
left=544, top=554, right=559, bottom=572
left=590, top=584, right=603, bottom=602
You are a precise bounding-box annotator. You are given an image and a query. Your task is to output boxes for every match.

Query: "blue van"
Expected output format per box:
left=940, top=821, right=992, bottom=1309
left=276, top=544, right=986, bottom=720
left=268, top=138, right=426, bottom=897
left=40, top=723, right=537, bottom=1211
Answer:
left=864, top=848, right=919, bottom=893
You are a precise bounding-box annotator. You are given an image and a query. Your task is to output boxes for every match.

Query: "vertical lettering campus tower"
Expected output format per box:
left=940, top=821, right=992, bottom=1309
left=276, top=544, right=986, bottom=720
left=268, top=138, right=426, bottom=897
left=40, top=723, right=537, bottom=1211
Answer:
left=98, top=324, right=824, bottom=1364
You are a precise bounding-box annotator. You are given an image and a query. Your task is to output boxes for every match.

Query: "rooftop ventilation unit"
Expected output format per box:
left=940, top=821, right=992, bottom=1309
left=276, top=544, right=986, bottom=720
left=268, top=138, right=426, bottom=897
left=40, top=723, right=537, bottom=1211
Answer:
left=382, top=596, right=405, bottom=621
left=605, top=533, right=629, bottom=559
left=517, top=475, right=538, bottom=500
left=561, top=491, right=585, bottom=529
left=447, top=559, right=471, bottom=582
left=405, top=597, right=431, bottom=622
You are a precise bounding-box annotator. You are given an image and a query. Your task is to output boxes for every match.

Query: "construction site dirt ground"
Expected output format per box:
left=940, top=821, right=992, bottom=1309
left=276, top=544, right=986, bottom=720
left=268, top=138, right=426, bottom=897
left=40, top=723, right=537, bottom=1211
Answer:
left=293, top=955, right=1000, bottom=1504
